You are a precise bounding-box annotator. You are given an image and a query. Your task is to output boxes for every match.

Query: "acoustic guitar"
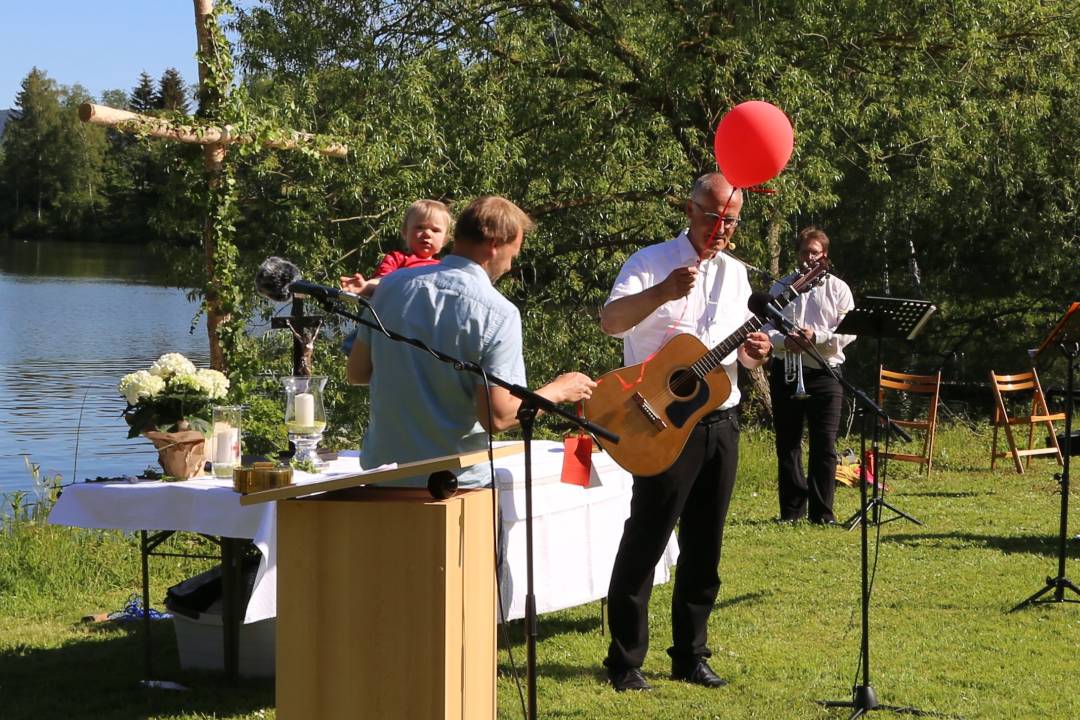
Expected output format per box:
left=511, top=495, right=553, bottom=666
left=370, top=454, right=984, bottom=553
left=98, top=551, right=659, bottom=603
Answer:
left=585, top=258, right=829, bottom=477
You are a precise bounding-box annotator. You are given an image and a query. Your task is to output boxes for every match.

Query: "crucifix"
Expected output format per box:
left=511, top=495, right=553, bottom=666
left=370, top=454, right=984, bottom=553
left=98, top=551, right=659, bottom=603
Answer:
left=77, top=0, right=346, bottom=376
left=271, top=298, right=324, bottom=377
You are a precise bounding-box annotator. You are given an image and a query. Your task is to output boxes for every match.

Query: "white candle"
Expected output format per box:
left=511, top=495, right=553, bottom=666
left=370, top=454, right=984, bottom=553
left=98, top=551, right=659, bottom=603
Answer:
left=213, top=426, right=238, bottom=464
left=294, top=393, right=315, bottom=427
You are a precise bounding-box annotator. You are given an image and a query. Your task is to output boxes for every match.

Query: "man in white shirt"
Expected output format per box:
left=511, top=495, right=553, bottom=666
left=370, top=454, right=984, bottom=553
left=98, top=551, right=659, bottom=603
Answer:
left=599, top=173, right=771, bottom=692
left=765, top=226, right=855, bottom=524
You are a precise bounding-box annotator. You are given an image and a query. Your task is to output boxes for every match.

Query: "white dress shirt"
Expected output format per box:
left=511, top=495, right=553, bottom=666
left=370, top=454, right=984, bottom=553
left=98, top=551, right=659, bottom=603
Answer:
left=605, top=231, right=754, bottom=410
left=765, top=271, right=855, bottom=369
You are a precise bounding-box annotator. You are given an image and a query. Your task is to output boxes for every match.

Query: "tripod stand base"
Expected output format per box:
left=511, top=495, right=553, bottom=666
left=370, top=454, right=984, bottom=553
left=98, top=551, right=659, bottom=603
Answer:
left=822, top=685, right=929, bottom=719
left=823, top=685, right=878, bottom=718
left=1010, top=575, right=1080, bottom=612
left=846, top=497, right=923, bottom=531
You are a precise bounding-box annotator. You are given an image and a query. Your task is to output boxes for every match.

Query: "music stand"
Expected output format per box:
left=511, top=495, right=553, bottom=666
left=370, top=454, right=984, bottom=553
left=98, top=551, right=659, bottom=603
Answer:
left=1012, top=302, right=1080, bottom=610
left=837, top=297, right=936, bottom=529
left=820, top=296, right=934, bottom=720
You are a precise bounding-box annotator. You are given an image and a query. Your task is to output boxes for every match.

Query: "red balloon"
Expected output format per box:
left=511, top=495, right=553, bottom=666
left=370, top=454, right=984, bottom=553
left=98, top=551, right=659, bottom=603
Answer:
left=713, top=101, right=794, bottom=187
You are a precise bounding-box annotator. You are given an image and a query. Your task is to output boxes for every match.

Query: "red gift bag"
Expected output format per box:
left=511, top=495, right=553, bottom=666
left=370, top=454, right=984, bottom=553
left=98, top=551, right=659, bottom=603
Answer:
left=561, top=405, right=593, bottom=486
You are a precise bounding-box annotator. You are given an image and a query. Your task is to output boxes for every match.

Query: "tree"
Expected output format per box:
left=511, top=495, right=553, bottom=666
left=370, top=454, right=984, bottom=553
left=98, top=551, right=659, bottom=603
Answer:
left=129, top=71, right=157, bottom=113
left=52, top=83, right=107, bottom=234
left=0, top=68, right=64, bottom=228
left=155, top=68, right=190, bottom=113
left=228, top=2, right=1078, bottom=388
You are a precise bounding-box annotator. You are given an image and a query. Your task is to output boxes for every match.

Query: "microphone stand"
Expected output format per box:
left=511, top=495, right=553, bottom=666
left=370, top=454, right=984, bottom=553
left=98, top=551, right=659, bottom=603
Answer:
left=311, top=295, right=618, bottom=720
left=763, top=310, right=923, bottom=719
left=1011, top=340, right=1080, bottom=610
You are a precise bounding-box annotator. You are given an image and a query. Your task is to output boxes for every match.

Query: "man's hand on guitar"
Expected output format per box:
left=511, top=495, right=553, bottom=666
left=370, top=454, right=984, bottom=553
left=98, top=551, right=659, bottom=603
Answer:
left=659, top=266, right=699, bottom=301
left=741, top=331, right=772, bottom=361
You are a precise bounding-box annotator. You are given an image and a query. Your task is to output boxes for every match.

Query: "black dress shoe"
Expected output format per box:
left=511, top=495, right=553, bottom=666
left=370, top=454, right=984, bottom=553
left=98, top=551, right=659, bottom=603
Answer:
left=671, top=659, right=728, bottom=688
left=608, top=666, right=652, bottom=692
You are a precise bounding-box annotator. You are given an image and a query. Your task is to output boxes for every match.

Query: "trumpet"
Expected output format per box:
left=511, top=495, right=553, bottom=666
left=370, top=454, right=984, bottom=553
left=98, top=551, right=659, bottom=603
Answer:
left=784, top=279, right=811, bottom=400
left=784, top=349, right=810, bottom=400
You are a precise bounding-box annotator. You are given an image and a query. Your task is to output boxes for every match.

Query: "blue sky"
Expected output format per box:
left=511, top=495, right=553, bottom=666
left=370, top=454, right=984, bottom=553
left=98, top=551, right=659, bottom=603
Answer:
left=1, top=2, right=213, bottom=110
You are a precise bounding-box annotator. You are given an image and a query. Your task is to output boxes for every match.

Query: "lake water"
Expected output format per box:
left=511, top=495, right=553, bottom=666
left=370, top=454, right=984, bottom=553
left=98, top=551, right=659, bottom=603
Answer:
left=0, top=239, right=209, bottom=496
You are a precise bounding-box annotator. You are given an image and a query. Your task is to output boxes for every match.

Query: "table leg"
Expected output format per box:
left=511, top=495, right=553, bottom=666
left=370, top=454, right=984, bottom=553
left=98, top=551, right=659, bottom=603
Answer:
left=221, top=537, right=242, bottom=682
left=141, top=530, right=153, bottom=680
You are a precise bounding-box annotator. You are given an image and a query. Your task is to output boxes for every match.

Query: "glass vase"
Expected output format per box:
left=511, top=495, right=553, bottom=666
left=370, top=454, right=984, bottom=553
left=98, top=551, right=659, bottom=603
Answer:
left=210, top=405, right=243, bottom=478
left=281, top=376, right=328, bottom=467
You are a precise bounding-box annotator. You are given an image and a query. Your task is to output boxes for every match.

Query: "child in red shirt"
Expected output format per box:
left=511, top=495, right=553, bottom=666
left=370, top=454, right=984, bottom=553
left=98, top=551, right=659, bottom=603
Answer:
left=340, top=199, right=451, bottom=297
left=340, top=199, right=452, bottom=354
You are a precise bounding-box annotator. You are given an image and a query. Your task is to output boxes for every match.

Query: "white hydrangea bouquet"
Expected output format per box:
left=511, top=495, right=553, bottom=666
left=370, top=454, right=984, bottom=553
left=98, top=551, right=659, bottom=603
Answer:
left=118, top=354, right=229, bottom=479
left=118, top=353, right=229, bottom=437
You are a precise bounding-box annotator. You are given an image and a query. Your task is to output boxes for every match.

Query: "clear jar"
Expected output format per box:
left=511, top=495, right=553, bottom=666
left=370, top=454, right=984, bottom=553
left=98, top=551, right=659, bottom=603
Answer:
left=211, top=405, right=243, bottom=478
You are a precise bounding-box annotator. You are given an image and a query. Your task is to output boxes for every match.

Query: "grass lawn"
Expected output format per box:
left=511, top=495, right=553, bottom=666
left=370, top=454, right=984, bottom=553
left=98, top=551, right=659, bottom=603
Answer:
left=2, top=423, right=1078, bottom=719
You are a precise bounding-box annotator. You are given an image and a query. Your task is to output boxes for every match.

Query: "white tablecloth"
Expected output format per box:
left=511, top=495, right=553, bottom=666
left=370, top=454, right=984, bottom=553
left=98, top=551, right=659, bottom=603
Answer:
left=49, top=441, right=678, bottom=623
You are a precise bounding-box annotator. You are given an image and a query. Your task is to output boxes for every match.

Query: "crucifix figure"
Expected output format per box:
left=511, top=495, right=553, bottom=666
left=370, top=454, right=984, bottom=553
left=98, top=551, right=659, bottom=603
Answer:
left=271, top=298, right=324, bottom=377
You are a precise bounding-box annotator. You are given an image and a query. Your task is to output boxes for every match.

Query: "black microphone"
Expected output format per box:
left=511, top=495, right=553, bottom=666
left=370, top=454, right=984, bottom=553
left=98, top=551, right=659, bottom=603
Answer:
left=748, top=291, right=795, bottom=332
left=255, top=256, right=365, bottom=304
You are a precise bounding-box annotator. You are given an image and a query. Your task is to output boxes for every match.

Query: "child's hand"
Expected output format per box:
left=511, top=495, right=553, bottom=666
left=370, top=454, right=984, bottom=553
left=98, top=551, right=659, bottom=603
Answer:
left=339, top=273, right=368, bottom=294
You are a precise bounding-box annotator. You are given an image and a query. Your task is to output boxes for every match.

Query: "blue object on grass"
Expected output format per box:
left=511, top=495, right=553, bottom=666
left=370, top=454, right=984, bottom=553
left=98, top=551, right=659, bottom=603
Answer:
left=108, top=592, right=171, bottom=622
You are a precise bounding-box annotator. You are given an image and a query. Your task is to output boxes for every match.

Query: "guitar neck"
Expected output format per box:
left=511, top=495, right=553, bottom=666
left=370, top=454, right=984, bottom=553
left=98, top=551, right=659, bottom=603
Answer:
left=692, top=285, right=797, bottom=377
left=693, top=316, right=765, bottom=376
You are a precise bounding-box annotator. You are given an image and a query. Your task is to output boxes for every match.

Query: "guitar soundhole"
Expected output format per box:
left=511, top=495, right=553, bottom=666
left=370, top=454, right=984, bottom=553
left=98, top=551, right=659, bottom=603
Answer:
left=668, top=369, right=699, bottom=400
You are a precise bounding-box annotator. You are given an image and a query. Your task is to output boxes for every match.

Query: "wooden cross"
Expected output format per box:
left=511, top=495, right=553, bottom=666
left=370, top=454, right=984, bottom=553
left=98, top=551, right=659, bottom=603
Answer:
left=271, top=299, right=324, bottom=377
left=77, top=0, right=346, bottom=375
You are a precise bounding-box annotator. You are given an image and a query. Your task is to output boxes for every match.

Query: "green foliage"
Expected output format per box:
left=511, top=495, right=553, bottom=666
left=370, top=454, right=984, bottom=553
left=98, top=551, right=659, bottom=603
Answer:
left=1, top=457, right=62, bottom=526
left=222, top=0, right=1079, bottom=409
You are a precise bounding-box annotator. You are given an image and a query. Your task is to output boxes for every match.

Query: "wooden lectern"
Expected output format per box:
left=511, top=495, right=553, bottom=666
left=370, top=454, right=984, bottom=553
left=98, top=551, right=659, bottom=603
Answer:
left=243, top=445, right=522, bottom=720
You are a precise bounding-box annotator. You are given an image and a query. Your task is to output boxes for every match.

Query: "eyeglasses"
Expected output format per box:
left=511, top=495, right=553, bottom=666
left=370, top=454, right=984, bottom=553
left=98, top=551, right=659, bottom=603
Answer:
left=692, top=200, right=740, bottom=228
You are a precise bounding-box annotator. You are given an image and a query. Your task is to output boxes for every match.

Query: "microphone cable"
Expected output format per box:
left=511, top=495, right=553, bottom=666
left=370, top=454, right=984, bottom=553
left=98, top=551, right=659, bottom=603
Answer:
left=478, top=366, right=528, bottom=719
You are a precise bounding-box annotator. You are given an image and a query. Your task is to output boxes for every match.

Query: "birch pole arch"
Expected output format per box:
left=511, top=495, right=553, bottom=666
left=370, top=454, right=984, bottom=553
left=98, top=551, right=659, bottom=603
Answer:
left=78, top=0, right=347, bottom=373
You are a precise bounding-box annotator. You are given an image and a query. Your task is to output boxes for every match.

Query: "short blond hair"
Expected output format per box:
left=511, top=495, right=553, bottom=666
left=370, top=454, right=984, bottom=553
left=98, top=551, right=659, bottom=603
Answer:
left=402, top=199, right=452, bottom=232
left=453, top=196, right=535, bottom=247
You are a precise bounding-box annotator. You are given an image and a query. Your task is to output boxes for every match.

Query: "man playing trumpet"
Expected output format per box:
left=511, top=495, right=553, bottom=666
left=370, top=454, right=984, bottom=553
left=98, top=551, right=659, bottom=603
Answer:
left=766, top=226, right=855, bottom=525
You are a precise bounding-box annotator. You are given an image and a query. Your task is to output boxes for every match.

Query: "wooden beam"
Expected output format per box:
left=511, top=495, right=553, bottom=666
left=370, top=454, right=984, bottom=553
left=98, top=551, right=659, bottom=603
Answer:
left=77, top=103, right=348, bottom=159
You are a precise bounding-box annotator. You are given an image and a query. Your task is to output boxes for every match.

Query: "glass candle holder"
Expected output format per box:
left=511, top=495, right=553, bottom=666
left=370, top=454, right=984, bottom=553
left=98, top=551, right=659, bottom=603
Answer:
left=282, top=376, right=328, bottom=466
left=211, top=405, right=242, bottom=478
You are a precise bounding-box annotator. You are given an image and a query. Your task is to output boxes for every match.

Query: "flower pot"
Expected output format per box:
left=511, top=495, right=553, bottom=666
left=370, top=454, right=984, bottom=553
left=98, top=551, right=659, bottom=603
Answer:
left=144, top=430, right=208, bottom=480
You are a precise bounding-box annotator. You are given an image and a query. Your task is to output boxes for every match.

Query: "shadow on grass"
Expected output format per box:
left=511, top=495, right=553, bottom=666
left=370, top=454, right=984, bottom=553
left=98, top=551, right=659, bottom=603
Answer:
left=498, top=659, right=604, bottom=683
left=899, top=490, right=989, bottom=498
left=0, top=620, right=273, bottom=720
left=884, top=531, right=1061, bottom=556
left=500, top=590, right=769, bottom=648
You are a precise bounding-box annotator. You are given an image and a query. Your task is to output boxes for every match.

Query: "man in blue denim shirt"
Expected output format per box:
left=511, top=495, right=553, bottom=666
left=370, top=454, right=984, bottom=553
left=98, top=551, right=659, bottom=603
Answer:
left=347, top=195, right=595, bottom=487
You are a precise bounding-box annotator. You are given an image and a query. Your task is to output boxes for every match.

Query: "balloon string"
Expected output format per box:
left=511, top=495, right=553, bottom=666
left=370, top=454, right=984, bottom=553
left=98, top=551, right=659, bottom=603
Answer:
left=697, top=188, right=737, bottom=263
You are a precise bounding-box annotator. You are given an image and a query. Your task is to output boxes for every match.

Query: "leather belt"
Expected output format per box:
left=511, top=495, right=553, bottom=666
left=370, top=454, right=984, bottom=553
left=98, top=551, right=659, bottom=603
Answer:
left=700, top=408, right=737, bottom=424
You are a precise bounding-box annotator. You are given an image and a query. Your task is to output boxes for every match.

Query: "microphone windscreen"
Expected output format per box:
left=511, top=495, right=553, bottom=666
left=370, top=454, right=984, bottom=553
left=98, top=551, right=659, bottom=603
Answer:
left=747, top=291, right=774, bottom=317
left=255, top=257, right=301, bottom=302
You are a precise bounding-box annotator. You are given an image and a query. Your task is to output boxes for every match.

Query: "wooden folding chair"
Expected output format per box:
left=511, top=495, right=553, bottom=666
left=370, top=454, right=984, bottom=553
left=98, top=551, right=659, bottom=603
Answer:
left=877, top=366, right=942, bottom=476
left=989, top=369, right=1065, bottom=474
